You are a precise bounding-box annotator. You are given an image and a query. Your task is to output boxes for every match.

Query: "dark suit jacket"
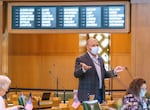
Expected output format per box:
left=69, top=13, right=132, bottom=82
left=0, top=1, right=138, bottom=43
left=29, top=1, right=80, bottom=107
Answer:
left=74, top=52, right=116, bottom=102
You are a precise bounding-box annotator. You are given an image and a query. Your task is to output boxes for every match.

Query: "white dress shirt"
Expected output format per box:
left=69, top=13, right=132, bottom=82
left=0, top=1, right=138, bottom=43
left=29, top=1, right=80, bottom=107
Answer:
left=0, top=96, right=19, bottom=110
left=0, top=96, right=6, bottom=110
left=87, top=52, right=102, bottom=89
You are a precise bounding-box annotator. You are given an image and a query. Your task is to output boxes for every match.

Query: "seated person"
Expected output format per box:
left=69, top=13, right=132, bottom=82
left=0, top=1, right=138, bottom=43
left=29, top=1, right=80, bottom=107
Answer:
left=121, top=78, right=147, bottom=110
left=0, top=75, right=23, bottom=110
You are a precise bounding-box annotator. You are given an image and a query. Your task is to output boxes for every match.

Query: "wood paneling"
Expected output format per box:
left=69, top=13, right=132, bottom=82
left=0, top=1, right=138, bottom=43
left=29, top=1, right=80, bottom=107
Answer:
left=111, top=54, right=131, bottom=89
left=9, top=56, right=78, bottom=89
left=8, top=33, right=79, bottom=89
left=110, top=33, right=131, bottom=90
left=131, top=3, right=150, bottom=92
left=111, top=34, right=131, bottom=53
left=9, top=34, right=79, bottom=55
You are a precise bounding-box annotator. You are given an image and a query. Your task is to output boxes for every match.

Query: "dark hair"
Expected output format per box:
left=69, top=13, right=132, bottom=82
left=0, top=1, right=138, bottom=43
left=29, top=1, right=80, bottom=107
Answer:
left=127, top=78, right=146, bottom=97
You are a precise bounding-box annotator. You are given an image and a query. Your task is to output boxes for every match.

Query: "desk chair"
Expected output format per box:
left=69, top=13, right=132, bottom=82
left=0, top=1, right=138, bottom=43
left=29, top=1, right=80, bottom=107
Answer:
left=82, top=100, right=100, bottom=110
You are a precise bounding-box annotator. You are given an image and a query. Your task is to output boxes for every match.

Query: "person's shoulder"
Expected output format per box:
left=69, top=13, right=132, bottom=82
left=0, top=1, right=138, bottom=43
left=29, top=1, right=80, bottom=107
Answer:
left=77, top=53, right=88, bottom=59
left=124, top=94, right=134, bottom=98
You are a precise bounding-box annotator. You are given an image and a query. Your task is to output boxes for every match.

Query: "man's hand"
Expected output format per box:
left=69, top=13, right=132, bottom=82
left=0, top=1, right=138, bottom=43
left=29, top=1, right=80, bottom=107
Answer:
left=80, top=62, right=92, bottom=71
left=114, top=66, right=125, bottom=73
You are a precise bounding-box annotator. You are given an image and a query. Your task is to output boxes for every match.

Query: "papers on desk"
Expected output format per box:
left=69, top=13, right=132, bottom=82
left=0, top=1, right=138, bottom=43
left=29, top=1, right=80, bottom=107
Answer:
left=40, top=101, right=53, bottom=105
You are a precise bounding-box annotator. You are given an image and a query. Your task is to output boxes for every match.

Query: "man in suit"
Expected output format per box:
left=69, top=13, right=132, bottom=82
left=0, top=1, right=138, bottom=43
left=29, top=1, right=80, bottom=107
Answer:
left=74, top=38, right=125, bottom=103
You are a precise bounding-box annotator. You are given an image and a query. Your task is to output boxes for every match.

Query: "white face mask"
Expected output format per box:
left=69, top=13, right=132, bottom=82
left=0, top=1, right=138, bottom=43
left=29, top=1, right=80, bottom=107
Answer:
left=140, top=89, right=147, bottom=97
left=91, top=46, right=99, bottom=55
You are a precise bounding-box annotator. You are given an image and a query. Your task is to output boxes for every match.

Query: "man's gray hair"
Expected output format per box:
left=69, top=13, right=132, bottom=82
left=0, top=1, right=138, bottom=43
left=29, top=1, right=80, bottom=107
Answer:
left=0, top=75, right=11, bottom=90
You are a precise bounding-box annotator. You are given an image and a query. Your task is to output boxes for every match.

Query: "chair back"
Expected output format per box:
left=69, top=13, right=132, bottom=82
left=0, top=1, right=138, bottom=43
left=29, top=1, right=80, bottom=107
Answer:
left=82, top=100, right=100, bottom=110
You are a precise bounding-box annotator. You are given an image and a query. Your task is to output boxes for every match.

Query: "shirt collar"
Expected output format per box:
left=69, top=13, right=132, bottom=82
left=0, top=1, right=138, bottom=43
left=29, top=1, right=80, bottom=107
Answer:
left=87, top=51, right=99, bottom=60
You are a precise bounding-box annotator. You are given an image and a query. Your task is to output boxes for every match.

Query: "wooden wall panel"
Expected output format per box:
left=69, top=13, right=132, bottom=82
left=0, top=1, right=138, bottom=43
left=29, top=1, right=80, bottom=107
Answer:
left=131, top=3, right=150, bottom=92
left=110, top=33, right=131, bottom=90
left=41, top=56, right=78, bottom=89
left=8, top=56, right=41, bottom=88
left=111, top=33, right=131, bottom=53
left=9, top=34, right=79, bottom=55
left=8, top=33, right=79, bottom=89
left=111, top=54, right=131, bottom=89
left=9, top=56, right=78, bottom=89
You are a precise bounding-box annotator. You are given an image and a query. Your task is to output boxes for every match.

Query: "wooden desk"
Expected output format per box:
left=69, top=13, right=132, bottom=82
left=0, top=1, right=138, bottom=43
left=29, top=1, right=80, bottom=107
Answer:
left=33, top=100, right=53, bottom=109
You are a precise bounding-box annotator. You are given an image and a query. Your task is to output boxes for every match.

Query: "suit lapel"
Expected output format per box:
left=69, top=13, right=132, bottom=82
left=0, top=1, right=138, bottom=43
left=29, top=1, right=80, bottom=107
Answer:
left=85, top=53, right=95, bottom=67
left=85, top=53, right=99, bottom=75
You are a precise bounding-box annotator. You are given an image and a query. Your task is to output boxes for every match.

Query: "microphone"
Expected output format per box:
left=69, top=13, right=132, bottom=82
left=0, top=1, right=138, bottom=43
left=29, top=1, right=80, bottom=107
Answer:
left=12, top=79, right=18, bottom=95
left=49, top=70, right=59, bottom=97
left=125, top=67, right=134, bottom=79
left=14, top=80, right=18, bottom=95
left=113, top=67, right=134, bottom=92
left=115, top=76, right=128, bottom=89
left=49, top=64, right=66, bottom=103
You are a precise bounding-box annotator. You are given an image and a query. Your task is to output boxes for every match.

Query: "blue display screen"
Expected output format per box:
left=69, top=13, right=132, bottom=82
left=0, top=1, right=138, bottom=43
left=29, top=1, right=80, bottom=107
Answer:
left=12, top=5, right=125, bottom=29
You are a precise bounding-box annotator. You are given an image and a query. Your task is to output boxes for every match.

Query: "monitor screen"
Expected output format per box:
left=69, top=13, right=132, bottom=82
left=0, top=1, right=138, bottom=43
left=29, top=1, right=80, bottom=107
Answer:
left=8, top=1, right=130, bottom=33
left=41, top=92, right=51, bottom=100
